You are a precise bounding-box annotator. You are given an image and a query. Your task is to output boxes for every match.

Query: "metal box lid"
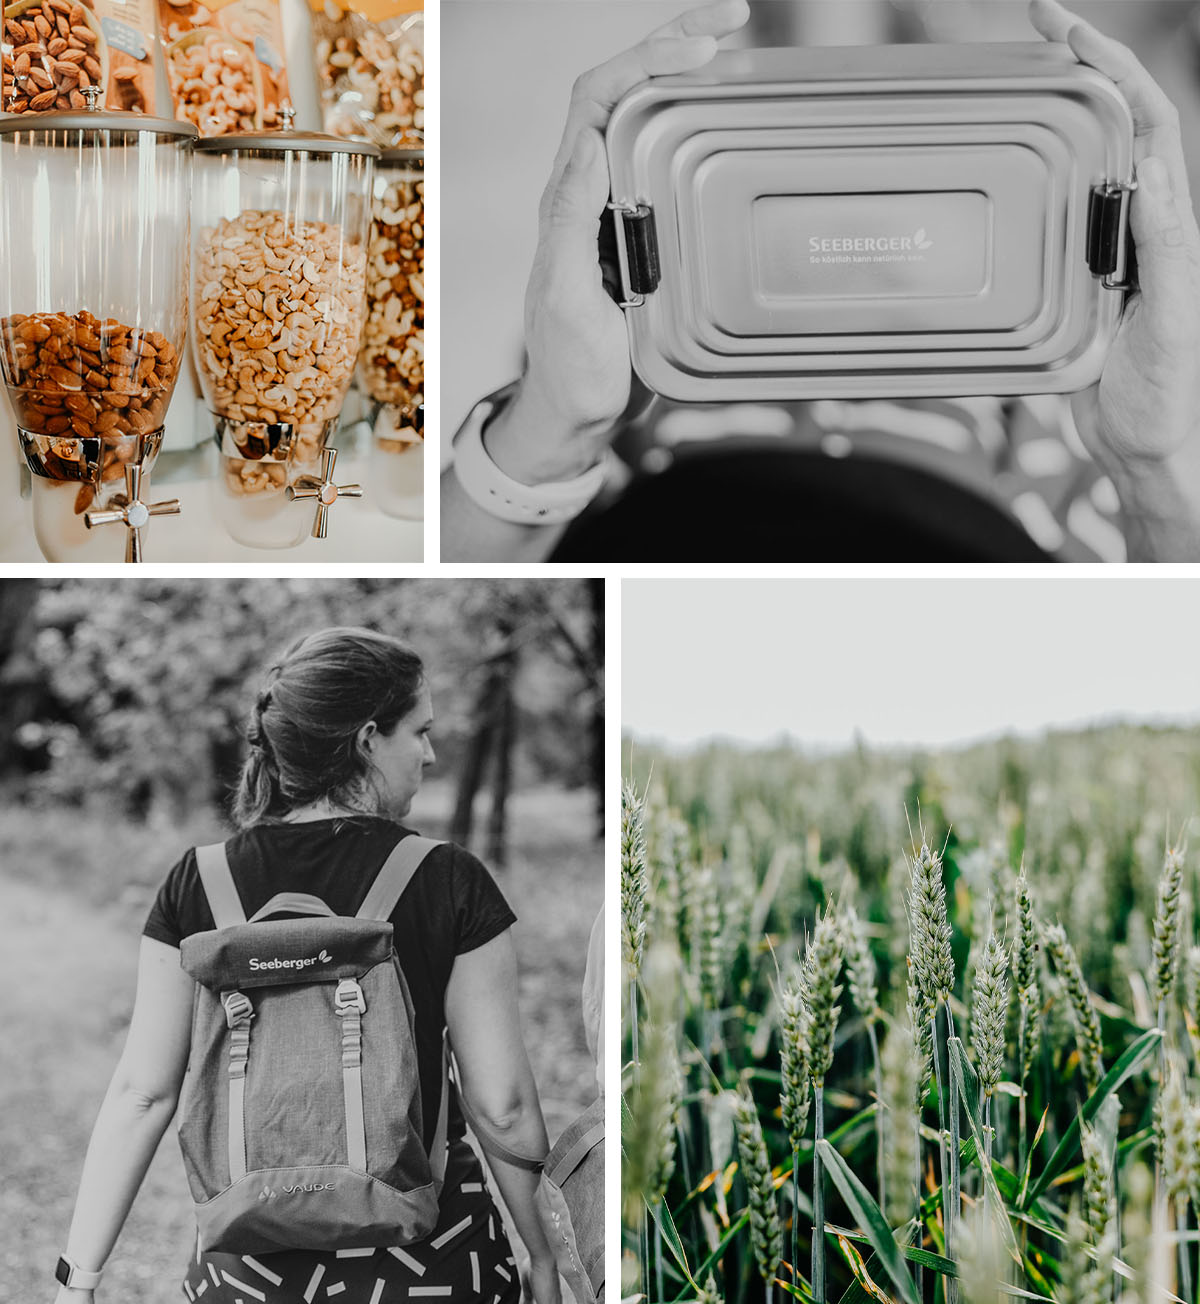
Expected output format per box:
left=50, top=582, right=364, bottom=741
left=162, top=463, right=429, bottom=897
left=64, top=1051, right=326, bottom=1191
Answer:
left=605, top=43, right=1134, bottom=400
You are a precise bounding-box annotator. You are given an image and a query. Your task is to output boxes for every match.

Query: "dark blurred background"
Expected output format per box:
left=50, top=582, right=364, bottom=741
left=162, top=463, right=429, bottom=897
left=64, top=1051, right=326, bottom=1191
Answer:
left=0, top=577, right=603, bottom=856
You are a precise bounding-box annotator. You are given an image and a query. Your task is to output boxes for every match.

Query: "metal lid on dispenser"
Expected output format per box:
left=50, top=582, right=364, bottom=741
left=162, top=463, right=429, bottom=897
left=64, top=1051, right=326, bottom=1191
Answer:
left=194, top=128, right=381, bottom=158
left=605, top=42, right=1135, bottom=401
left=0, top=109, right=199, bottom=138
left=380, top=130, right=424, bottom=167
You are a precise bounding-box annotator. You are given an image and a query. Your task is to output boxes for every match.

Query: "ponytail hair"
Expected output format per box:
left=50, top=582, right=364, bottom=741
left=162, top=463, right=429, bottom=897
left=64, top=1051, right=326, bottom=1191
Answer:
left=232, top=626, right=425, bottom=828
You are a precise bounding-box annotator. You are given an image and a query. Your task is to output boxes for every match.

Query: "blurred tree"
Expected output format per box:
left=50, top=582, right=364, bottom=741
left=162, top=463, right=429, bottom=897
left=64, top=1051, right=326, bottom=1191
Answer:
left=1, top=579, right=602, bottom=834
left=450, top=583, right=604, bottom=862
left=0, top=581, right=40, bottom=776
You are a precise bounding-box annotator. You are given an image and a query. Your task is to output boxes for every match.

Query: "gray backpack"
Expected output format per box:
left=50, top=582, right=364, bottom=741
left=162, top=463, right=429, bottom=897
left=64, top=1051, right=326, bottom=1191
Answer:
left=176, top=835, right=447, bottom=1255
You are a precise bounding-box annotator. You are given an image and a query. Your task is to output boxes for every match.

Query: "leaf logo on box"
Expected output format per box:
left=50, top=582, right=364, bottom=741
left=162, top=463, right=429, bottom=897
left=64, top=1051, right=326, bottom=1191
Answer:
left=248, top=949, right=333, bottom=972
left=914, top=228, right=933, bottom=250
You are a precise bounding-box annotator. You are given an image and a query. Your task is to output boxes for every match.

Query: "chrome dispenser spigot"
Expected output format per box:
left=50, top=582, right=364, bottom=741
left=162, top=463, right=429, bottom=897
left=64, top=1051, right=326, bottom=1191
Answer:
left=286, top=446, right=362, bottom=539
left=84, top=463, right=181, bottom=562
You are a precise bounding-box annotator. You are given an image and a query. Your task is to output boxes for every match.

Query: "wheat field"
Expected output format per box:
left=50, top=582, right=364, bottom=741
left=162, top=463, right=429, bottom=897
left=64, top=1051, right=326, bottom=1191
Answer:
left=621, top=726, right=1200, bottom=1304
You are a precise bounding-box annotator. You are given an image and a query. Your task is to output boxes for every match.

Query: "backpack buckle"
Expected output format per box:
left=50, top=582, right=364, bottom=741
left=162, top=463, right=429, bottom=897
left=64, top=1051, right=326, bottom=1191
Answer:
left=335, top=978, right=366, bottom=1015
left=222, top=990, right=254, bottom=1028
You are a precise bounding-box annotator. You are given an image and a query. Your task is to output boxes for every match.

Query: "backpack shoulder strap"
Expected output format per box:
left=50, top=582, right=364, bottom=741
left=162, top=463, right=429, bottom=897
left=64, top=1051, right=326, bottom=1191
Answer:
left=357, top=834, right=445, bottom=921
left=194, top=842, right=246, bottom=930
left=544, top=1096, right=604, bottom=1187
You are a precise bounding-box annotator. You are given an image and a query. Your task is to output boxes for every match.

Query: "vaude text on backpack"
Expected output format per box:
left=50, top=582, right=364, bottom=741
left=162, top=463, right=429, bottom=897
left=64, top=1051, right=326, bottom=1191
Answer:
left=176, top=835, right=446, bottom=1254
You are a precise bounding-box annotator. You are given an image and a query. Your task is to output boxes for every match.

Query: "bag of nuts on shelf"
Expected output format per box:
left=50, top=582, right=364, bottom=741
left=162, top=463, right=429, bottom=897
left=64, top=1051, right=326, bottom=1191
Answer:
left=2, top=0, right=156, bottom=113
left=158, top=0, right=289, bottom=134
left=361, top=143, right=422, bottom=440
left=311, top=0, right=421, bottom=148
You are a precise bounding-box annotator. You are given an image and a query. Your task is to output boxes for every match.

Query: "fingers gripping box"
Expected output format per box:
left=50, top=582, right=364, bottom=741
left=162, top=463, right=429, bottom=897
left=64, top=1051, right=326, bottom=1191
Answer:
left=605, top=43, right=1135, bottom=400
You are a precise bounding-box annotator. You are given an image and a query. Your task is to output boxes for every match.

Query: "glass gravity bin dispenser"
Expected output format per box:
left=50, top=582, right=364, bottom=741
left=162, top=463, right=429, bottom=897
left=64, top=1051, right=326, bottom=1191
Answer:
left=361, top=138, right=423, bottom=520
left=0, top=97, right=196, bottom=562
left=191, top=124, right=378, bottom=548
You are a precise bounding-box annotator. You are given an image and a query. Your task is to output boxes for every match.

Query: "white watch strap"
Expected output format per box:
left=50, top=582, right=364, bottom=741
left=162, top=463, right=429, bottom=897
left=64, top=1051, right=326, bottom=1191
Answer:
left=59, top=1255, right=103, bottom=1289
left=452, top=394, right=606, bottom=525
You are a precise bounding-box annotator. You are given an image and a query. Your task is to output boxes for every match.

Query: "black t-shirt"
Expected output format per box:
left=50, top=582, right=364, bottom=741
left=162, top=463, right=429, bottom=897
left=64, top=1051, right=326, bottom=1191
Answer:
left=143, top=815, right=517, bottom=1149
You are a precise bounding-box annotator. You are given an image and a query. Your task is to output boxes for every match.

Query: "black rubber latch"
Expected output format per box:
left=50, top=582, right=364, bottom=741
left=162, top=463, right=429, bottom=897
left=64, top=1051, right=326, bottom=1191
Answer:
left=623, top=206, right=661, bottom=297
left=1086, top=184, right=1128, bottom=278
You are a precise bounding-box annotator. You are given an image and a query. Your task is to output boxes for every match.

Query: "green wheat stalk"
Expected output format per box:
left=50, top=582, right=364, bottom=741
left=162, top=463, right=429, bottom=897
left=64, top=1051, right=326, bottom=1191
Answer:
left=1013, top=864, right=1042, bottom=1178
left=971, top=929, right=1009, bottom=1227
left=1160, top=1060, right=1194, bottom=1303
left=1043, top=922, right=1105, bottom=1095
left=622, top=779, right=649, bottom=985
left=843, top=902, right=885, bottom=1211
left=779, top=975, right=810, bottom=1287
left=907, top=837, right=957, bottom=1283
left=621, top=778, right=649, bottom=1296
left=732, top=1089, right=783, bottom=1304
left=802, top=907, right=842, bottom=1304
left=1080, top=1119, right=1118, bottom=1304
left=881, top=1014, right=922, bottom=1232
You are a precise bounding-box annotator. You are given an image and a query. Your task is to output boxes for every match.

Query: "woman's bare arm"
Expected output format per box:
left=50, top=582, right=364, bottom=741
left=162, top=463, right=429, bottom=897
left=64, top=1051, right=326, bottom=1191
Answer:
left=54, top=937, right=194, bottom=1302
left=445, top=930, right=561, bottom=1304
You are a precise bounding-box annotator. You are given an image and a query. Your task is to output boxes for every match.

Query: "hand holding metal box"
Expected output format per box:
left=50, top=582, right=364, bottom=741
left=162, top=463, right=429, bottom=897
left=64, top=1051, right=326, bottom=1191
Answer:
left=1029, top=0, right=1200, bottom=560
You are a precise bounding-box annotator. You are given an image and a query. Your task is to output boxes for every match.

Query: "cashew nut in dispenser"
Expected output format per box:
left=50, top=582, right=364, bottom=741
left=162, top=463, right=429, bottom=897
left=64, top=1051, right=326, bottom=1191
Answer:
left=189, top=127, right=378, bottom=549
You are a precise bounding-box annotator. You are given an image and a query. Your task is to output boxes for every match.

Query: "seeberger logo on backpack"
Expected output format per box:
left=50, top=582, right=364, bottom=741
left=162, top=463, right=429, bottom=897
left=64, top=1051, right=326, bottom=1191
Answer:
left=248, top=948, right=333, bottom=972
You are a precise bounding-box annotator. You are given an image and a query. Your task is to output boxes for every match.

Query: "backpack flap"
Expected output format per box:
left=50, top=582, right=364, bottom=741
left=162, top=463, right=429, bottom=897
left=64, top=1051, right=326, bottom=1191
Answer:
left=181, top=916, right=393, bottom=992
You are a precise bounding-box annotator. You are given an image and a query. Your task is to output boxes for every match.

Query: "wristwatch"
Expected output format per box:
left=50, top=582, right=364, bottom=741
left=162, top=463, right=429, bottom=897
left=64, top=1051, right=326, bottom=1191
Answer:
left=55, top=1254, right=103, bottom=1289
left=451, top=390, right=607, bottom=525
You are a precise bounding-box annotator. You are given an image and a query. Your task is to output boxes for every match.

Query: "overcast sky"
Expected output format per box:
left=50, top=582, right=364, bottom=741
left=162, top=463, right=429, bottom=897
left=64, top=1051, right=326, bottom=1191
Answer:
left=623, top=579, right=1200, bottom=751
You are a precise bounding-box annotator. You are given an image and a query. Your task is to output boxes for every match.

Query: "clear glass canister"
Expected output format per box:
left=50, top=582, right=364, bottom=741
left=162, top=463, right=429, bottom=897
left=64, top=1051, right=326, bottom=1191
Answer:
left=361, top=140, right=422, bottom=519
left=190, top=128, right=378, bottom=548
left=0, top=107, right=196, bottom=561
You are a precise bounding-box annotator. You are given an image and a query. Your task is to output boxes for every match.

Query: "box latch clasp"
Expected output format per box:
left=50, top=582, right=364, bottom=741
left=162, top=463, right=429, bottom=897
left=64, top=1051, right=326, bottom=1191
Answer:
left=608, top=200, right=660, bottom=307
left=1087, top=180, right=1136, bottom=291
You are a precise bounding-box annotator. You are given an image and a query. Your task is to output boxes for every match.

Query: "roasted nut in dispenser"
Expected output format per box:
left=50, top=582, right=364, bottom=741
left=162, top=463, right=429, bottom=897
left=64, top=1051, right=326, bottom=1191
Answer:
left=0, top=309, right=181, bottom=511
left=361, top=169, right=422, bottom=409
left=193, top=209, right=367, bottom=450
left=190, top=129, right=376, bottom=547
left=361, top=142, right=422, bottom=521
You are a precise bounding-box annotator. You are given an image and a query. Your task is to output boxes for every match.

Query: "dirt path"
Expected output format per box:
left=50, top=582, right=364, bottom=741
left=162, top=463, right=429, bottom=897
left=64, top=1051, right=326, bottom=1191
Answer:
left=0, top=876, right=195, bottom=1302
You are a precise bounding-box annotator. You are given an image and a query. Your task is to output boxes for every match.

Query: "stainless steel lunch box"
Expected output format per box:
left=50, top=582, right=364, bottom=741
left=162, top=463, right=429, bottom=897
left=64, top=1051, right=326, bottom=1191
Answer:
left=605, top=43, right=1135, bottom=401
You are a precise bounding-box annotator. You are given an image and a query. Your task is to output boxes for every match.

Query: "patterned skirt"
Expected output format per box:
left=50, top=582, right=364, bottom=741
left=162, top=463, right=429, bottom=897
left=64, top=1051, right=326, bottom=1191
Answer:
left=180, top=1141, right=522, bottom=1304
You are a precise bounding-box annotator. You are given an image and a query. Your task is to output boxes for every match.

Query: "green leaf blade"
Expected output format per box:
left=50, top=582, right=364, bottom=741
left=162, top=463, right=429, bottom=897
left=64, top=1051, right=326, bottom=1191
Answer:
left=816, top=1139, right=921, bottom=1304
left=1022, top=1027, right=1162, bottom=1208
